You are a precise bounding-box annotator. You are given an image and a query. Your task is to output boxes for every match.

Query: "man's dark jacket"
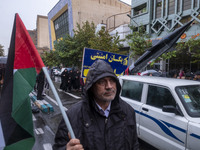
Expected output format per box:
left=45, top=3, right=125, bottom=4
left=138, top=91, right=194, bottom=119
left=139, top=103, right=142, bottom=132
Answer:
left=53, top=60, right=139, bottom=150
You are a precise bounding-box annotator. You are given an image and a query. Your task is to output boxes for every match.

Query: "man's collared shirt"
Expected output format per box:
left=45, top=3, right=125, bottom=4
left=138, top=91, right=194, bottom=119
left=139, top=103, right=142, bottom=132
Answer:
left=95, top=102, right=111, bottom=117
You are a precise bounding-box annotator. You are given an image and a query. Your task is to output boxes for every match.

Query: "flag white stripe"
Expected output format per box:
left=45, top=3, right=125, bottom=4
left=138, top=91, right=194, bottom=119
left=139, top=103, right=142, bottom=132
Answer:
left=0, top=121, right=5, bottom=150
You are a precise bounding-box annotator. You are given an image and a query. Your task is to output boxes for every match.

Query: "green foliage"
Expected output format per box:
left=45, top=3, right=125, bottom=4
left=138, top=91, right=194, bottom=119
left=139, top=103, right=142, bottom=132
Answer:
left=89, top=26, right=123, bottom=53
left=126, top=25, right=152, bottom=59
left=42, top=50, right=60, bottom=67
left=126, top=25, right=178, bottom=66
left=0, top=44, right=5, bottom=56
left=150, top=51, right=177, bottom=67
left=52, top=21, right=124, bottom=68
left=54, top=21, right=96, bottom=68
left=176, top=38, right=200, bottom=63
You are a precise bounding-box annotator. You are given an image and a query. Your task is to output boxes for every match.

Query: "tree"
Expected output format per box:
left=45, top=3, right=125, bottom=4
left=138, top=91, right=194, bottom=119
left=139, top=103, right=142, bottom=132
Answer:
left=126, top=25, right=152, bottom=61
left=54, top=21, right=124, bottom=68
left=126, top=25, right=177, bottom=69
left=54, top=21, right=96, bottom=68
left=0, top=44, right=5, bottom=56
left=42, top=50, right=60, bottom=67
left=89, top=26, right=123, bottom=53
left=176, top=38, right=200, bottom=63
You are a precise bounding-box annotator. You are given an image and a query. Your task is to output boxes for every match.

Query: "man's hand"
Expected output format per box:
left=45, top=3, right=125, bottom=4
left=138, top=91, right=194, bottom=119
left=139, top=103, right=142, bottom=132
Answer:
left=66, top=139, right=84, bottom=150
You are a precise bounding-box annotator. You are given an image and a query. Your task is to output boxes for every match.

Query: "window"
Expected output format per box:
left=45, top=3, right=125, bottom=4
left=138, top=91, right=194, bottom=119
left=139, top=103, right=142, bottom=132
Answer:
left=156, top=0, right=162, bottom=18
left=133, top=3, right=147, bottom=16
left=168, top=0, right=175, bottom=15
left=121, top=80, right=143, bottom=102
left=176, top=85, right=200, bottom=117
left=54, top=10, right=69, bottom=40
left=147, top=85, right=176, bottom=108
left=183, top=0, right=191, bottom=11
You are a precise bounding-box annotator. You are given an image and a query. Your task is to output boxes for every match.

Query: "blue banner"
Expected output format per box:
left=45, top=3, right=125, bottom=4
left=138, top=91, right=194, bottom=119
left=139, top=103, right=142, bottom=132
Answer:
left=81, top=48, right=128, bottom=78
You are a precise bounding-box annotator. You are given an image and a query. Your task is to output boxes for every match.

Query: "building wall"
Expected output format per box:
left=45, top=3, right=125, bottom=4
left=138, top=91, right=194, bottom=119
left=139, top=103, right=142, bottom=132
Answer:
left=131, top=0, right=200, bottom=71
left=48, top=0, right=131, bottom=50
left=28, top=30, right=37, bottom=47
left=37, top=15, right=50, bottom=49
left=71, top=0, right=131, bottom=31
left=131, top=0, right=200, bottom=42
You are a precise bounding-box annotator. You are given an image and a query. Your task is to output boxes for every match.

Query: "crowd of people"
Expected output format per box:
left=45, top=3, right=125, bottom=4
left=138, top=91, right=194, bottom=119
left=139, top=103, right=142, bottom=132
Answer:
left=140, top=68, right=200, bottom=81
left=168, top=69, right=200, bottom=81
left=33, top=65, right=200, bottom=101
left=60, top=69, right=84, bottom=92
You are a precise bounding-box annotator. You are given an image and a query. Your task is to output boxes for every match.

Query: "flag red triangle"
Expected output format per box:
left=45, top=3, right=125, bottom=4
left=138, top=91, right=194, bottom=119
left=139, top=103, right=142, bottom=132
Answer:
left=14, top=13, right=44, bottom=74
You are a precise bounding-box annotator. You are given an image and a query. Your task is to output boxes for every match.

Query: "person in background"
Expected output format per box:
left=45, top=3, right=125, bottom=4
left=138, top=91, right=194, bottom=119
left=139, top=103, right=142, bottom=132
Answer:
left=44, top=66, right=50, bottom=94
left=68, top=70, right=73, bottom=92
left=61, top=69, right=69, bottom=92
left=178, top=68, right=185, bottom=79
left=79, top=74, right=84, bottom=93
left=36, top=70, right=45, bottom=100
left=185, top=72, right=194, bottom=80
left=194, top=71, right=200, bottom=81
left=169, top=69, right=178, bottom=78
left=53, top=59, right=139, bottom=150
left=74, top=70, right=81, bottom=91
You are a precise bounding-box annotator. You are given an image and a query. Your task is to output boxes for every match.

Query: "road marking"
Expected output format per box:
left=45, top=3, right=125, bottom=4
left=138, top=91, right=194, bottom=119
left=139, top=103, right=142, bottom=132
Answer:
left=32, top=114, right=36, bottom=121
left=42, top=100, right=48, bottom=105
left=43, top=143, right=52, bottom=150
left=32, top=91, right=70, bottom=112
left=57, top=89, right=81, bottom=99
left=45, top=94, right=68, bottom=111
left=35, top=128, right=44, bottom=135
left=45, top=125, right=55, bottom=136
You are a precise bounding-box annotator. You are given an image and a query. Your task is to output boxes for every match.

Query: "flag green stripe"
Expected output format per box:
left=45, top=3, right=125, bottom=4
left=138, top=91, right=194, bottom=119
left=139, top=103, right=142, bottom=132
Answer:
left=4, top=137, right=35, bottom=150
left=12, top=68, right=36, bottom=148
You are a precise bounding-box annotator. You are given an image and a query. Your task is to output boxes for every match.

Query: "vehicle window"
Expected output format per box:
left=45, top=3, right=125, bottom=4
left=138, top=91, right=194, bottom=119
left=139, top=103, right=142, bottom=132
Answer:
left=121, top=80, right=143, bottom=102
left=176, top=85, right=200, bottom=117
left=147, top=85, right=176, bottom=108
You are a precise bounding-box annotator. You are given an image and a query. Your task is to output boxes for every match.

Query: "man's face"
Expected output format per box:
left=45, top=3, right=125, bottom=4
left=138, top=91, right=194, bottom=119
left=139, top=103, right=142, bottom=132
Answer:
left=92, top=77, right=117, bottom=102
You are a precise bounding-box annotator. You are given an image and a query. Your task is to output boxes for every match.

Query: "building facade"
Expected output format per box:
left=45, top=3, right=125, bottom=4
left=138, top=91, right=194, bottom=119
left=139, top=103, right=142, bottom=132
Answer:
left=36, top=15, right=50, bottom=54
left=28, top=30, right=37, bottom=47
left=48, top=0, right=131, bottom=50
left=130, top=0, right=200, bottom=71
left=36, top=15, right=50, bottom=53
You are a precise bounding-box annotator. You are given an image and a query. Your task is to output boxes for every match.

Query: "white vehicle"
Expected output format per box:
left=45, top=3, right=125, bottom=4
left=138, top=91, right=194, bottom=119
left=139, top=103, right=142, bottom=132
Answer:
left=119, top=75, right=200, bottom=150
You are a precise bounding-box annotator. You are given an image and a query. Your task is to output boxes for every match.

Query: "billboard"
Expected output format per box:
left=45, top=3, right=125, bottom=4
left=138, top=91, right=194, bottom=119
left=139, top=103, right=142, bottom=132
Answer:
left=81, top=48, right=128, bottom=78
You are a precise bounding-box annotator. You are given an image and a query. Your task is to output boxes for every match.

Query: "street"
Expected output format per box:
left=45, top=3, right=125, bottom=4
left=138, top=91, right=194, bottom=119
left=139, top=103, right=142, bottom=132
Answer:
left=32, top=76, right=81, bottom=150
left=32, top=76, right=157, bottom=150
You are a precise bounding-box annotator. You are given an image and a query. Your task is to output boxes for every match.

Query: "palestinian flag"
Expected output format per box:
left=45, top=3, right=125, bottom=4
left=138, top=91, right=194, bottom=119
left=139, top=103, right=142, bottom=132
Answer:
left=0, top=13, right=44, bottom=150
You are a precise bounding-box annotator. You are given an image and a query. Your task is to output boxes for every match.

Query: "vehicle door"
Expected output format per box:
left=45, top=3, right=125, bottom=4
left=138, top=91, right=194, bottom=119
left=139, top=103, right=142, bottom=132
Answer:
left=139, top=84, right=188, bottom=150
left=120, top=79, right=144, bottom=134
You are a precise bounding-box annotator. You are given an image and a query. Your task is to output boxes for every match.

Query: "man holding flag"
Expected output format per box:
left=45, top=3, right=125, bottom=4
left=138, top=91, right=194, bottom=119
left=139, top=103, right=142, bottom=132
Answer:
left=53, top=60, right=139, bottom=150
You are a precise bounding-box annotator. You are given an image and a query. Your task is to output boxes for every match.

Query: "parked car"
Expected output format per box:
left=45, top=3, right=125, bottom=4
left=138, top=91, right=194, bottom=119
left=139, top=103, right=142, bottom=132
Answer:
left=140, top=69, right=157, bottom=76
left=118, top=75, right=200, bottom=150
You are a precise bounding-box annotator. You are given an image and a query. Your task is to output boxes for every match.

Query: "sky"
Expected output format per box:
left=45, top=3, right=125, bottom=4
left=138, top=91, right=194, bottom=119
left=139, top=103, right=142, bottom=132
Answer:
left=0, top=0, right=131, bottom=56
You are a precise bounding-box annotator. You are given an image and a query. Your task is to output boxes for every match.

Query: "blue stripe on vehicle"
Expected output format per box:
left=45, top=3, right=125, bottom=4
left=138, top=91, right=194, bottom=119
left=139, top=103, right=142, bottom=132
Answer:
left=135, top=110, right=184, bottom=143
left=135, top=110, right=200, bottom=141
left=190, top=133, right=200, bottom=139
left=161, top=120, right=186, bottom=133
